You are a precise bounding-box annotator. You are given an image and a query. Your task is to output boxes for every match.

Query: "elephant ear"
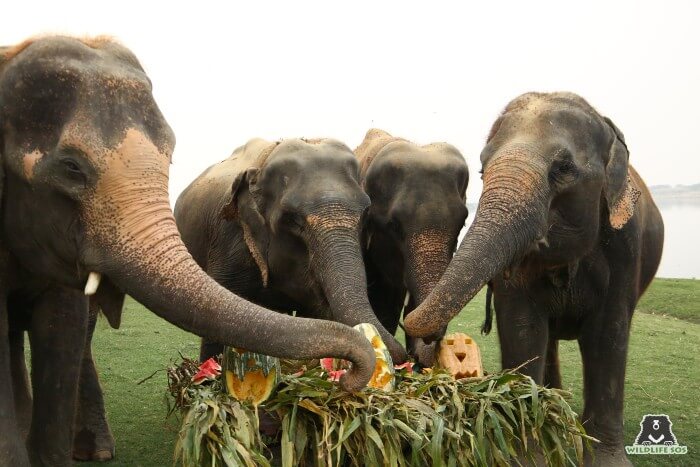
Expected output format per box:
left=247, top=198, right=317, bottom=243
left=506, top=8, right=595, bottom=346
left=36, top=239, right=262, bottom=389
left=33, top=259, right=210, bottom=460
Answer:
left=602, top=116, right=641, bottom=229
left=222, top=168, right=270, bottom=286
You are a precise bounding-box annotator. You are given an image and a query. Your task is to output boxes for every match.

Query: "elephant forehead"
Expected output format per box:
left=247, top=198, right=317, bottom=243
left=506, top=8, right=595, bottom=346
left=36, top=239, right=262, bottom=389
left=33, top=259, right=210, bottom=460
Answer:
left=382, top=146, right=464, bottom=171
left=2, top=43, right=172, bottom=154
left=273, top=139, right=354, bottom=161
left=265, top=145, right=358, bottom=179
left=2, top=36, right=146, bottom=84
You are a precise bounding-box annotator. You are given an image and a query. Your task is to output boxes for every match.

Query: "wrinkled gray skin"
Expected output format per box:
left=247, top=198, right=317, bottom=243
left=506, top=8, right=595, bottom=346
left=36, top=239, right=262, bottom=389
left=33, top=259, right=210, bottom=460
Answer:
left=0, top=37, right=375, bottom=467
left=405, top=92, right=664, bottom=466
left=175, top=138, right=407, bottom=364
left=355, top=129, right=468, bottom=367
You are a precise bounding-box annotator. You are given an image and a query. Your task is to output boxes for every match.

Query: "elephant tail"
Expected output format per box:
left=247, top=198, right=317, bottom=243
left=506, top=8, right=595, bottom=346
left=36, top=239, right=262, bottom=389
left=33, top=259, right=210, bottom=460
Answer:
left=480, top=281, right=494, bottom=336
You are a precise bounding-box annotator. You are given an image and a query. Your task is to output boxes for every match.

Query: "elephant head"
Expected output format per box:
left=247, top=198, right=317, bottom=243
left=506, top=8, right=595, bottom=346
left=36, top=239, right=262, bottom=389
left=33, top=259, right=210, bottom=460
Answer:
left=0, top=36, right=375, bottom=391
left=216, top=137, right=407, bottom=362
left=405, top=92, right=641, bottom=338
left=356, top=129, right=468, bottom=365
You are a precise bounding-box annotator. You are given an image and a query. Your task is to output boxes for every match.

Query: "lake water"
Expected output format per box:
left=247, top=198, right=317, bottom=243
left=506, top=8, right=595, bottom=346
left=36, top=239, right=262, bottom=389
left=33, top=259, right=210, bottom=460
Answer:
left=654, top=200, right=700, bottom=279
left=462, top=200, right=700, bottom=279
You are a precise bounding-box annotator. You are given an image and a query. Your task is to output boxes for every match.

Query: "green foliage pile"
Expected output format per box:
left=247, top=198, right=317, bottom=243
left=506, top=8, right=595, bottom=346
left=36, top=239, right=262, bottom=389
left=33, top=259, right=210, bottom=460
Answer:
left=167, top=359, right=591, bottom=466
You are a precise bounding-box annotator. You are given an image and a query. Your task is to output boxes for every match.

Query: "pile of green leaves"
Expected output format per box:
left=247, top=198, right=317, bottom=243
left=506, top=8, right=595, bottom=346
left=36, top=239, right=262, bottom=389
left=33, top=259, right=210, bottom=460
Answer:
left=167, top=360, right=592, bottom=466
left=167, top=358, right=269, bottom=466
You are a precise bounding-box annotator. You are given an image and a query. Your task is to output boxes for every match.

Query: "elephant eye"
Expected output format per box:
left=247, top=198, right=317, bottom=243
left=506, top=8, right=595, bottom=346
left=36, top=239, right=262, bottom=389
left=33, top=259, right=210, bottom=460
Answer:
left=282, top=210, right=305, bottom=230
left=549, top=157, right=578, bottom=185
left=387, top=218, right=404, bottom=238
left=61, top=158, right=82, bottom=174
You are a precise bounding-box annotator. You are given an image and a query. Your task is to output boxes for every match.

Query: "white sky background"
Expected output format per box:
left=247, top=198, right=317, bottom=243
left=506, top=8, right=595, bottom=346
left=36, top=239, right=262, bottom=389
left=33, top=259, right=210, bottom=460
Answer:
left=2, top=1, right=699, bottom=204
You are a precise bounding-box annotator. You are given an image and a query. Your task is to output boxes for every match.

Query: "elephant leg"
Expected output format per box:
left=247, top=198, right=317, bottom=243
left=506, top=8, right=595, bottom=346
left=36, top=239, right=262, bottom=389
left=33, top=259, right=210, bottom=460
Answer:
left=543, top=337, right=562, bottom=389
left=26, top=287, right=88, bottom=467
left=9, top=328, right=32, bottom=439
left=493, top=290, right=549, bottom=383
left=72, top=302, right=115, bottom=462
left=578, top=306, right=632, bottom=467
left=493, top=289, right=551, bottom=465
left=0, top=294, right=32, bottom=466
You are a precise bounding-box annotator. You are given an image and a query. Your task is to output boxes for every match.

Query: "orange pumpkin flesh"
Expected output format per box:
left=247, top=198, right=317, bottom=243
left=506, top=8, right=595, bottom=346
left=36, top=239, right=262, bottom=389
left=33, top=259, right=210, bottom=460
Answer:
left=225, top=368, right=278, bottom=405
left=222, top=347, right=280, bottom=406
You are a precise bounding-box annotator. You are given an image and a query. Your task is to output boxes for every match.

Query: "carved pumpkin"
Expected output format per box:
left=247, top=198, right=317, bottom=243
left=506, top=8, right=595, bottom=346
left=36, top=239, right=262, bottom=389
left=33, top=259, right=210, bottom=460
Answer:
left=222, top=347, right=280, bottom=406
left=437, top=333, right=483, bottom=379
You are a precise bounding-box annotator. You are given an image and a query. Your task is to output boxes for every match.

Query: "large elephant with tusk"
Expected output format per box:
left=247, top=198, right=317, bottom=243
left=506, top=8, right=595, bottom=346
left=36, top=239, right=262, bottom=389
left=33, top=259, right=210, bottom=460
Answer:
left=355, top=129, right=469, bottom=367
left=404, top=92, right=664, bottom=466
left=0, top=36, right=376, bottom=467
left=174, top=137, right=408, bottom=364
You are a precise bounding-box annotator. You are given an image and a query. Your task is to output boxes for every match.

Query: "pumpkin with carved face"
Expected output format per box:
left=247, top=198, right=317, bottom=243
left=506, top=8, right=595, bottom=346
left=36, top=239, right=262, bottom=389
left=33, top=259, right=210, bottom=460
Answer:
left=437, top=333, right=483, bottom=379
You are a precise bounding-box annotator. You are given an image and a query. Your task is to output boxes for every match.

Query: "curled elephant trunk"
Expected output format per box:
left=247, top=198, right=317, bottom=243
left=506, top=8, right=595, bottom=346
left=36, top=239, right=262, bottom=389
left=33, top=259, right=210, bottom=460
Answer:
left=83, top=134, right=375, bottom=392
left=404, top=148, right=549, bottom=338
left=306, top=204, right=408, bottom=363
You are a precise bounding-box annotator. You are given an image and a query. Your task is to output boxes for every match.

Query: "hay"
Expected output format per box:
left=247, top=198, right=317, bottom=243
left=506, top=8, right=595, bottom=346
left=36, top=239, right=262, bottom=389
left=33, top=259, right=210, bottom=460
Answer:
left=167, top=358, right=592, bottom=466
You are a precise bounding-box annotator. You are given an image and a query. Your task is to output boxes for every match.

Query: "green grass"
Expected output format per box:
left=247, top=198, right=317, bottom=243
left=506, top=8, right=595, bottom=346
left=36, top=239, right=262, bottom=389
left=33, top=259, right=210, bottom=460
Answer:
left=82, top=278, right=699, bottom=466
left=637, top=278, right=700, bottom=323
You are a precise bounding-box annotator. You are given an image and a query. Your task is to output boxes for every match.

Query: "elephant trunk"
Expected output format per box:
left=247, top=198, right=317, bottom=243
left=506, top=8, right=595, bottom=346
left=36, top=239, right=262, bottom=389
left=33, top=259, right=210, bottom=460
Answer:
left=405, top=229, right=455, bottom=304
left=403, top=230, right=455, bottom=366
left=306, top=204, right=408, bottom=363
left=404, top=146, right=549, bottom=338
left=83, top=135, right=375, bottom=392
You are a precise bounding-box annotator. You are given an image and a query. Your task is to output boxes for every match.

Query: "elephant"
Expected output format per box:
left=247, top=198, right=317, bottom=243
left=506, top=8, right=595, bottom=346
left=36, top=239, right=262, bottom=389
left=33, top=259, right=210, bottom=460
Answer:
left=174, top=137, right=407, bottom=364
left=404, top=92, right=664, bottom=466
left=0, top=36, right=376, bottom=466
left=355, top=129, right=468, bottom=367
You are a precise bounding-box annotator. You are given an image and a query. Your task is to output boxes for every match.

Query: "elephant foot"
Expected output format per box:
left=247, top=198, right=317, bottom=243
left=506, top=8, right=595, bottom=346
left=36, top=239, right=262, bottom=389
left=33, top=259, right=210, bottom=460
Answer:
left=510, top=437, right=546, bottom=466
left=27, top=437, right=73, bottom=467
left=259, top=409, right=281, bottom=439
left=584, top=444, right=632, bottom=467
left=72, top=427, right=115, bottom=462
left=0, top=437, right=31, bottom=467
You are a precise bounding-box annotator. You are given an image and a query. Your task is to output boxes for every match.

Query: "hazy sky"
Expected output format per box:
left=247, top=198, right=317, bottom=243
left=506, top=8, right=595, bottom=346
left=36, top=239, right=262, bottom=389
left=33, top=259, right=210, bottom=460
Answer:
left=3, top=1, right=699, bottom=203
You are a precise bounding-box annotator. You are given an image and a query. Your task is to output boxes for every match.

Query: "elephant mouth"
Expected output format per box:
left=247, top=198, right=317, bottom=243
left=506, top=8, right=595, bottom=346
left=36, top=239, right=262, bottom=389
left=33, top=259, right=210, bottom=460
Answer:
left=83, top=270, right=126, bottom=329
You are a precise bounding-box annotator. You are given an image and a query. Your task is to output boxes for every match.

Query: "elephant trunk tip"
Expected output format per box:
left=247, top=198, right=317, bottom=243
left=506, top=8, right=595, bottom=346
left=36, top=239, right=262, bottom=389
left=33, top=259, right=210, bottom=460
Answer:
left=403, top=307, right=441, bottom=340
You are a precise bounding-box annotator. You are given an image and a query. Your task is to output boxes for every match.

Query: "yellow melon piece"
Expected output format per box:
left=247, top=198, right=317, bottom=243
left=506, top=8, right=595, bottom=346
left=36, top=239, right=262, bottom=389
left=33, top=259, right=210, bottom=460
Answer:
left=353, top=323, right=395, bottom=391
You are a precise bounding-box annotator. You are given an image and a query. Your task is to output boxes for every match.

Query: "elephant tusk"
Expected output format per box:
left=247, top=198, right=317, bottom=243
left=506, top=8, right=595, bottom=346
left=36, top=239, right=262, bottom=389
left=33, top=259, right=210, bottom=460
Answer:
left=403, top=291, right=411, bottom=309
left=84, top=272, right=102, bottom=296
